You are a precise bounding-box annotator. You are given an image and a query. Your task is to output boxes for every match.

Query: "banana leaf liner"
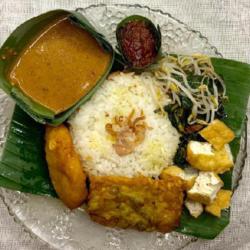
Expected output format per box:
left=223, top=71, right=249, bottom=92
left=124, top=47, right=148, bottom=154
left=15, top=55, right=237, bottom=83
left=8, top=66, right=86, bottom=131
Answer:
left=0, top=57, right=249, bottom=239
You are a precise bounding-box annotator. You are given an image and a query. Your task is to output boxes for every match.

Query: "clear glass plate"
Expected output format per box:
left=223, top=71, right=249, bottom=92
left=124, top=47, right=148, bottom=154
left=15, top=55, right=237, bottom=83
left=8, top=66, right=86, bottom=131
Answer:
left=0, top=4, right=247, bottom=250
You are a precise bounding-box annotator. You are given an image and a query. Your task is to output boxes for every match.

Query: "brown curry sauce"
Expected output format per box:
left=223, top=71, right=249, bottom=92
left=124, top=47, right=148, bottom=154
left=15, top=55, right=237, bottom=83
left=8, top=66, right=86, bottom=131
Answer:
left=9, top=16, right=111, bottom=114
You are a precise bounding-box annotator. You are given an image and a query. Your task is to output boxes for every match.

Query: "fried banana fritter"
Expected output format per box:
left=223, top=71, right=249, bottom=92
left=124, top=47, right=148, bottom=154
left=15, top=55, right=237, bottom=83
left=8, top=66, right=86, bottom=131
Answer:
left=45, top=125, right=88, bottom=209
left=87, top=175, right=184, bottom=233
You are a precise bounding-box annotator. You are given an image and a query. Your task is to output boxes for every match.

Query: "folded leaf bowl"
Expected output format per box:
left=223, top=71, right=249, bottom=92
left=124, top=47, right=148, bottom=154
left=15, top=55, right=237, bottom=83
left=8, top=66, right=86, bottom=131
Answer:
left=0, top=9, right=114, bottom=125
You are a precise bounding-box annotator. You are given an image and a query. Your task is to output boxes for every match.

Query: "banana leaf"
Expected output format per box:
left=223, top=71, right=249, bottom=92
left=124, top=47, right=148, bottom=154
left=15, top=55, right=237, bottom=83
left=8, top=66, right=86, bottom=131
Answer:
left=0, top=9, right=114, bottom=126
left=0, top=106, right=56, bottom=196
left=0, top=57, right=249, bottom=239
left=176, top=57, right=250, bottom=239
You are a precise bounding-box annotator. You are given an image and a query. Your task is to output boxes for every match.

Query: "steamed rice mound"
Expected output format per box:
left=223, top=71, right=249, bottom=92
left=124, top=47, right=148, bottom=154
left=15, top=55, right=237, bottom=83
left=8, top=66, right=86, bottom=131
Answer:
left=69, top=72, right=180, bottom=177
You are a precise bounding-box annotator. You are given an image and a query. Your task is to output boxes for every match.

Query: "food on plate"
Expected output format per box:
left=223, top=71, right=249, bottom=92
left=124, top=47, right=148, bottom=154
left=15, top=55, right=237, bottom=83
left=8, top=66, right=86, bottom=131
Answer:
left=69, top=72, right=180, bottom=178
left=186, top=141, right=234, bottom=173
left=45, top=124, right=88, bottom=209
left=199, top=119, right=235, bottom=150
left=187, top=171, right=223, bottom=205
left=9, top=16, right=112, bottom=114
left=1, top=9, right=250, bottom=239
left=149, top=54, right=227, bottom=131
left=160, top=165, right=198, bottom=190
left=185, top=199, right=204, bottom=218
left=205, top=189, right=232, bottom=217
left=116, top=15, right=161, bottom=68
left=160, top=165, right=185, bottom=179
left=0, top=10, right=114, bottom=125
left=105, top=108, right=148, bottom=156
left=87, top=175, right=184, bottom=232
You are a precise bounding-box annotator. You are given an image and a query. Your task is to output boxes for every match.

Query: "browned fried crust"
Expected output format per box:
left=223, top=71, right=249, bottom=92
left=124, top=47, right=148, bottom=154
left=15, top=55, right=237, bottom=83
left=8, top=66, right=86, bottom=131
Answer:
left=45, top=125, right=88, bottom=209
left=87, top=175, right=184, bottom=233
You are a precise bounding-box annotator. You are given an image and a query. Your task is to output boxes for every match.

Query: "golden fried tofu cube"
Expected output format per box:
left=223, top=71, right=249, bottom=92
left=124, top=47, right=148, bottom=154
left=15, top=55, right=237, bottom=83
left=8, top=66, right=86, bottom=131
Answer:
left=183, top=167, right=199, bottom=190
left=160, top=166, right=198, bottom=190
left=186, top=141, right=233, bottom=174
left=87, top=175, right=184, bottom=233
left=160, top=165, right=185, bottom=180
left=187, top=171, right=223, bottom=205
left=199, top=119, right=235, bottom=150
left=205, top=189, right=232, bottom=217
left=185, top=199, right=203, bottom=218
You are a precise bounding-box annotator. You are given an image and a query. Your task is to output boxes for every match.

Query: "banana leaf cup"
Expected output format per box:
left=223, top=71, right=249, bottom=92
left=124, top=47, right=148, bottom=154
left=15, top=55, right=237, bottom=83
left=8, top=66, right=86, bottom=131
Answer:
left=116, top=15, right=161, bottom=69
left=0, top=9, right=114, bottom=125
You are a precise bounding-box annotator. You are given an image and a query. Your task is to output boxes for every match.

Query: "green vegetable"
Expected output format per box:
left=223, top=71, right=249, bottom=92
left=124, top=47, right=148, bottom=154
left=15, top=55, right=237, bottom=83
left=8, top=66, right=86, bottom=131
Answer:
left=0, top=57, right=249, bottom=239
left=0, top=9, right=114, bottom=126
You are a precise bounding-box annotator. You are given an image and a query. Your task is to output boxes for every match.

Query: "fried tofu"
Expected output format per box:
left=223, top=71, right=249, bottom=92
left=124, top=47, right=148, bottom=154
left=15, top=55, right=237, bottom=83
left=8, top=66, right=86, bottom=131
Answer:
left=186, top=141, right=233, bottom=173
left=199, top=119, right=235, bottom=150
left=187, top=171, right=223, bottom=205
left=160, top=166, right=198, bottom=190
left=182, top=167, right=199, bottom=190
left=185, top=199, right=203, bottom=218
left=87, top=175, right=184, bottom=233
left=205, top=189, right=232, bottom=217
left=160, top=165, right=185, bottom=179
left=45, top=125, right=88, bottom=209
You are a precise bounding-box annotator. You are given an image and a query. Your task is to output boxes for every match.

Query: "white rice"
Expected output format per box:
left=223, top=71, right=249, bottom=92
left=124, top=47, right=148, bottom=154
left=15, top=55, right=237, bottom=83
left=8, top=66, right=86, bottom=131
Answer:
left=69, top=72, right=180, bottom=177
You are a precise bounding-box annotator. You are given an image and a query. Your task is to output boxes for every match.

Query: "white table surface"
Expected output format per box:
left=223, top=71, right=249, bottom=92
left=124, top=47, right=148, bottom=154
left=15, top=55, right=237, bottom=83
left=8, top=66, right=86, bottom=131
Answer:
left=0, top=0, right=249, bottom=249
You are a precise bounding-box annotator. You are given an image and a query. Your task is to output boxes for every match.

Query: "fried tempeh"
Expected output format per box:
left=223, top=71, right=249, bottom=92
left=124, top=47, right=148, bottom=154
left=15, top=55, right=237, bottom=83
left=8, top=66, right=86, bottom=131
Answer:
left=45, top=124, right=88, bottom=209
left=87, top=175, right=184, bottom=233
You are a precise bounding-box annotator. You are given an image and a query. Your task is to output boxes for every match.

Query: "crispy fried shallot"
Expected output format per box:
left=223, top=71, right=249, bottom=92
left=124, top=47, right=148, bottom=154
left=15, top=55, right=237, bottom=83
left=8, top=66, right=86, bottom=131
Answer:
left=105, top=109, right=149, bottom=156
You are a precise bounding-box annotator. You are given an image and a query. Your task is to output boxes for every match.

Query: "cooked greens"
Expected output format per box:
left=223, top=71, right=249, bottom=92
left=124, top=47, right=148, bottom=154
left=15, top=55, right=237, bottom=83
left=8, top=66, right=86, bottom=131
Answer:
left=146, top=55, right=227, bottom=131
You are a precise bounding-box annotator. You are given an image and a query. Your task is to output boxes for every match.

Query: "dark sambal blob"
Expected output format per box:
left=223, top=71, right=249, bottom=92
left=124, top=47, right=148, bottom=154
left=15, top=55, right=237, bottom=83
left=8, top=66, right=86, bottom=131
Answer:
left=116, top=15, right=161, bottom=69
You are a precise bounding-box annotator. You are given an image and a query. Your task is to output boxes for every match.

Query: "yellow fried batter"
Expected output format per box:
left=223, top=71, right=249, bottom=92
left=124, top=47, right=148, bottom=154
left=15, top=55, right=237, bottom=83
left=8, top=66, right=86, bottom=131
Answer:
left=45, top=125, right=88, bottom=209
left=205, top=189, right=232, bottom=217
left=186, top=141, right=233, bottom=173
left=160, top=166, right=197, bottom=190
left=199, top=119, right=235, bottom=150
left=87, top=175, right=184, bottom=233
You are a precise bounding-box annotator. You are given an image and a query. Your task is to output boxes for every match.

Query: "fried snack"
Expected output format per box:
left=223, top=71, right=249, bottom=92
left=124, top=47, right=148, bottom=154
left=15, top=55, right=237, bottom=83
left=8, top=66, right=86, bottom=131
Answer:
left=205, top=189, right=232, bottom=217
left=45, top=125, right=88, bottom=209
left=87, top=175, right=184, bottom=233
left=186, top=141, right=233, bottom=174
left=160, top=166, right=198, bottom=190
left=199, top=119, right=235, bottom=150
left=185, top=199, right=203, bottom=218
left=187, top=171, right=223, bottom=205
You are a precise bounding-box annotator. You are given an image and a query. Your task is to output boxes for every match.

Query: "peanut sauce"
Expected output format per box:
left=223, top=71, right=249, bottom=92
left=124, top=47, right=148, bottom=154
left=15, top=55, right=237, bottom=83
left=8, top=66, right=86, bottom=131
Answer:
left=9, top=16, right=111, bottom=114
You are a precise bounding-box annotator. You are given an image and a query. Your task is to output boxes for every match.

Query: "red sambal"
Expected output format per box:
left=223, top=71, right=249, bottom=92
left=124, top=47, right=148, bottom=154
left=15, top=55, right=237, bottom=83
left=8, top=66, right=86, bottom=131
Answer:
left=118, top=20, right=159, bottom=68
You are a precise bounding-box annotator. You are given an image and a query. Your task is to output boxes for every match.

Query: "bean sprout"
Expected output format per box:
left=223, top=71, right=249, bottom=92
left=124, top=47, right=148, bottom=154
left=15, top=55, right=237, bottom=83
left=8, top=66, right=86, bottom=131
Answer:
left=144, top=54, right=226, bottom=125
